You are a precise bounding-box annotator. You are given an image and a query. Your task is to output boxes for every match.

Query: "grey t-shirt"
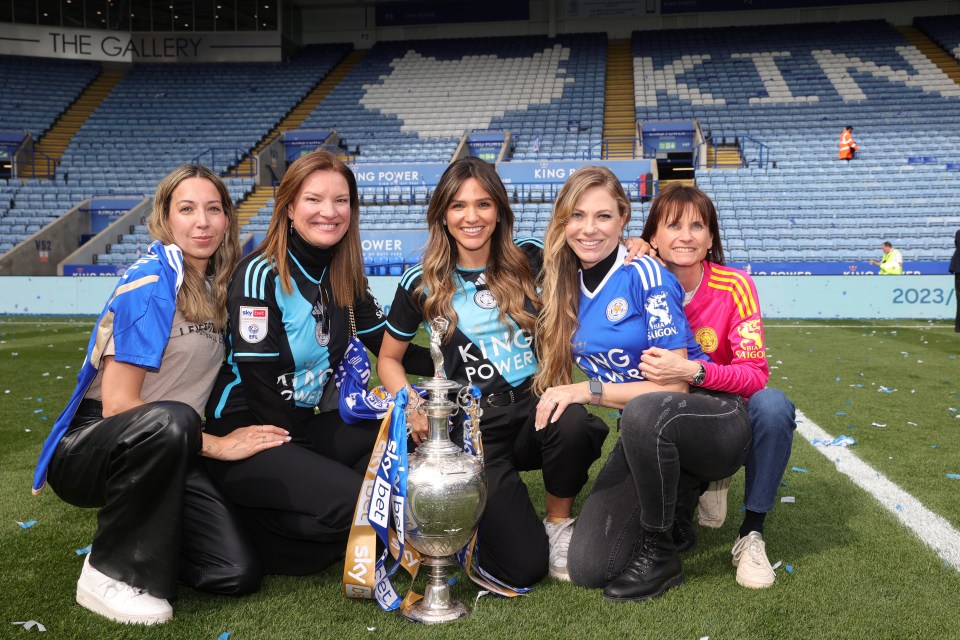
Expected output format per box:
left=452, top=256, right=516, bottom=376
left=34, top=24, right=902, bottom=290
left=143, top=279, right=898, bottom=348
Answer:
left=86, top=308, right=224, bottom=415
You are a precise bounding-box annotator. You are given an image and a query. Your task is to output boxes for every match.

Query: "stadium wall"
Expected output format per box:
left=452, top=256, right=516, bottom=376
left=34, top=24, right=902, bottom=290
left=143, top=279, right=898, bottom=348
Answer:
left=297, top=0, right=958, bottom=47
left=1, top=275, right=953, bottom=320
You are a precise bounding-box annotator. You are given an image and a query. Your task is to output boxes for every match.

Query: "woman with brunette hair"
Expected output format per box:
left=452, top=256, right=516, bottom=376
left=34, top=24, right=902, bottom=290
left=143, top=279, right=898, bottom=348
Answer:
left=204, top=150, right=430, bottom=576
left=33, top=165, right=276, bottom=625
left=626, top=183, right=796, bottom=589
left=535, top=168, right=751, bottom=602
left=378, top=156, right=609, bottom=587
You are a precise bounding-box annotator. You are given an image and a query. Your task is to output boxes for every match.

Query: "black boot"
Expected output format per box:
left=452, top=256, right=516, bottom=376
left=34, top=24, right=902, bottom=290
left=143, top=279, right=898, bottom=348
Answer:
left=603, top=528, right=684, bottom=602
left=672, top=485, right=699, bottom=554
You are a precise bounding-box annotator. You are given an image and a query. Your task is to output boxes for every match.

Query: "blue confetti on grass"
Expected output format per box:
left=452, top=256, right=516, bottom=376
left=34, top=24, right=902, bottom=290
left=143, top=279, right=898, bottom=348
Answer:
left=946, top=474, right=960, bottom=480
left=33, top=409, right=43, bottom=414
left=75, top=544, right=92, bottom=555
left=791, top=466, right=809, bottom=473
left=931, top=445, right=940, bottom=449
left=785, top=565, right=793, bottom=574
left=18, top=520, right=38, bottom=529
left=895, top=504, right=904, bottom=511
left=447, top=575, right=458, bottom=586
left=836, top=411, right=847, bottom=416
left=218, top=633, right=232, bottom=640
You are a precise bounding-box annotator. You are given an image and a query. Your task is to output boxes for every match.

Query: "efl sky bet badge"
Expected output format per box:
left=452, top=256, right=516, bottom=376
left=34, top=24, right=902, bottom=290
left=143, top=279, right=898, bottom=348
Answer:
left=239, top=306, right=268, bottom=343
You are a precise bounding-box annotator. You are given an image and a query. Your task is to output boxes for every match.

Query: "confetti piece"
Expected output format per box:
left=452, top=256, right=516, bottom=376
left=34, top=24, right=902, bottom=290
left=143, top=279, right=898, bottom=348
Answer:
left=908, top=421, right=918, bottom=426
left=17, top=520, right=38, bottom=529
left=218, top=633, right=231, bottom=640
left=24, top=429, right=31, bottom=432
left=949, top=408, right=958, bottom=413
left=931, top=445, right=940, bottom=449
left=367, top=627, right=376, bottom=632
left=785, top=565, right=794, bottom=574
left=771, top=560, right=783, bottom=570
left=11, top=352, right=18, bottom=356
left=813, top=435, right=856, bottom=447
left=11, top=621, right=46, bottom=632
left=791, top=466, right=808, bottom=473
left=895, top=504, right=904, bottom=511
left=41, top=372, right=49, bottom=377
left=781, top=496, right=796, bottom=503
left=871, top=423, right=887, bottom=428
left=835, top=411, right=847, bottom=416
left=447, top=575, right=458, bottom=586
left=946, top=474, right=960, bottom=480
left=75, top=544, right=92, bottom=555
left=877, top=386, right=896, bottom=393
left=474, top=590, right=490, bottom=606
left=33, top=409, right=43, bottom=414
left=835, top=377, right=841, bottom=382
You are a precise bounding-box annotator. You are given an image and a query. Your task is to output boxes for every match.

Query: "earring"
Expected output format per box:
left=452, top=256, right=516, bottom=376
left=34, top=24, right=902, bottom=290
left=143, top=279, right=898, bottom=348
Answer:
left=289, top=220, right=293, bottom=234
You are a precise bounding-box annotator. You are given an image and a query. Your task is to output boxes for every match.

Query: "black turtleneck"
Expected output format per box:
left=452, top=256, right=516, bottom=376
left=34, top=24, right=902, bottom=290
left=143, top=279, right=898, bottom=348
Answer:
left=580, top=246, right=620, bottom=293
left=288, top=228, right=332, bottom=277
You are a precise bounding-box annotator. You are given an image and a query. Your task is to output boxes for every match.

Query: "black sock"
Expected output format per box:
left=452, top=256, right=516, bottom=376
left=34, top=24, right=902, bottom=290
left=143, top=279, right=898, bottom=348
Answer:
left=739, top=510, right=766, bottom=538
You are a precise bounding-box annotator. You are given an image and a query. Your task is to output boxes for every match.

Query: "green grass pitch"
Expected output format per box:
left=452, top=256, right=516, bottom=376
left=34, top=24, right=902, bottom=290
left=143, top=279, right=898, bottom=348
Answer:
left=1, top=317, right=959, bottom=639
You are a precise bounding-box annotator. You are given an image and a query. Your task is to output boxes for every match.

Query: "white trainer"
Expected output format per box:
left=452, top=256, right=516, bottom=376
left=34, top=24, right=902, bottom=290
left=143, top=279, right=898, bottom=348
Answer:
left=543, top=517, right=576, bottom=581
left=76, top=555, right=173, bottom=625
left=697, top=476, right=731, bottom=528
left=731, top=531, right=776, bottom=589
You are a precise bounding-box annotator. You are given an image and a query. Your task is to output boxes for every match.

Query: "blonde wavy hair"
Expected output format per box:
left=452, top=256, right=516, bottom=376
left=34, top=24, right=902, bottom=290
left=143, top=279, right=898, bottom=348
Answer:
left=418, top=156, right=538, bottom=341
left=533, top=165, right=631, bottom=395
left=257, top=150, right=367, bottom=307
left=148, top=165, right=240, bottom=328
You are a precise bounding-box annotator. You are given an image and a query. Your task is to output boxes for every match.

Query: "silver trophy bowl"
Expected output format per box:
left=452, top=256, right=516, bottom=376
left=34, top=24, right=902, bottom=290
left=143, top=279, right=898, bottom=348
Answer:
left=402, top=376, right=487, bottom=624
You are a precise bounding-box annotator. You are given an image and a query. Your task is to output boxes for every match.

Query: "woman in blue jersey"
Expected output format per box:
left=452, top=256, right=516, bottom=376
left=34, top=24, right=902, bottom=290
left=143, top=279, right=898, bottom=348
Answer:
left=377, top=156, right=609, bottom=587
left=203, top=150, right=431, bottom=576
left=33, top=165, right=284, bottom=625
left=533, top=166, right=752, bottom=602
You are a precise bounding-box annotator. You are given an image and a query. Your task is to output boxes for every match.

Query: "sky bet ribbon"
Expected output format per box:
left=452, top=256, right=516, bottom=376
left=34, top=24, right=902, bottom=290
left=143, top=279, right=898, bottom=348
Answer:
left=367, top=387, right=411, bottom=611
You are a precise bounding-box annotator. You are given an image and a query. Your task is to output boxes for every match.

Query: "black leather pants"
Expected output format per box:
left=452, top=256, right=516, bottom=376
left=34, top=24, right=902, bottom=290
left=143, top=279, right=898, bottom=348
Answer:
left=47, top=400, right=261, bottom=600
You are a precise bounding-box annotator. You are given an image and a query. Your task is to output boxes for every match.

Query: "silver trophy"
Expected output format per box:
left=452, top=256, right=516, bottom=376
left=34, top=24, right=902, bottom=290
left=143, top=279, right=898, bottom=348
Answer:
left=402, top=318, right=487, bottom=624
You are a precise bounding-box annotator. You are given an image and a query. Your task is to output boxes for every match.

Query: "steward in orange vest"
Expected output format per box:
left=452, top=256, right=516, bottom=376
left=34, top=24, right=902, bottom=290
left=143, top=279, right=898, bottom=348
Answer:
left=839, top=126, right=858, bottom=160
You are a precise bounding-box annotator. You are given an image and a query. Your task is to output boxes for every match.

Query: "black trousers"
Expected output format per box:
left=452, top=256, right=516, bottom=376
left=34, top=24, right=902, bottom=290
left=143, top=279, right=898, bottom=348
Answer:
left=568, top=389, right=751, bottom=588
left=47, top=401, right=261, bottom=600
left=464, top=395, right=609, bottom=588
left=204, top=408, right=380, bottom=576
left=954, top=273, right=959, bottom=331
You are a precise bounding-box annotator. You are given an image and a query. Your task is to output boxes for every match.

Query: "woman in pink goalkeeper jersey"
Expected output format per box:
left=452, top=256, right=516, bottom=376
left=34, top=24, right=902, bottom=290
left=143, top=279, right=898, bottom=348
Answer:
left=637, top=183, right=797, bottom=590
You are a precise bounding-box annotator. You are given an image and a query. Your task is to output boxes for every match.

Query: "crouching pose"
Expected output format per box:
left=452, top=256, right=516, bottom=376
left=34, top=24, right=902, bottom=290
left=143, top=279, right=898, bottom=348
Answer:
left=534, top=167, right=752, bottom=601
left=33, top=166, right=286, bottom=625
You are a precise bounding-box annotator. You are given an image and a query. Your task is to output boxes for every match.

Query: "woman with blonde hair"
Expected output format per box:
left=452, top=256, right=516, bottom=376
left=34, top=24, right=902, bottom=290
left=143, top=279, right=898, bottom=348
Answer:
left=33, top=165, right=282, bottom=625
left=534, top=167, right=751, bottom=602
left=378, top=156, right=609, bottom=587
left=204, top=150, right=430, bottom=576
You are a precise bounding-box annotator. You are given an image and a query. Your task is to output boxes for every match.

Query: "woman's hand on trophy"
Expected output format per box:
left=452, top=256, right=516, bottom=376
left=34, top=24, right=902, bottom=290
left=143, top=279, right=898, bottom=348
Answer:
left=408, top=411, right=429, bottom=446
left=534, top=383, right=588, bottom=430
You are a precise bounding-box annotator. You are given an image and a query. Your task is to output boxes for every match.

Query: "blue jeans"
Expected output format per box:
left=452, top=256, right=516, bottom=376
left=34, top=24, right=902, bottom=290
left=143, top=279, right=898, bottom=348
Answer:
left=744, top=388, right=797, bottom=513
left=568, top=389, right=751, bottom=588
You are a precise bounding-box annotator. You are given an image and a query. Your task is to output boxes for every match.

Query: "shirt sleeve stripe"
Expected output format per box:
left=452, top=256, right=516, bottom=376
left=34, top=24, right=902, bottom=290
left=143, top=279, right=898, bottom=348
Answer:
left=386, top=320, right=417, bottom=338
left=399, top=264, right=423, bottom=290
left=357, top=320, right=387, bottom=335
left=709, top=268, right=758, bottom=316
left=233, top=351, right=281, bottom=358
left=707, top=282, right=750, bottom=318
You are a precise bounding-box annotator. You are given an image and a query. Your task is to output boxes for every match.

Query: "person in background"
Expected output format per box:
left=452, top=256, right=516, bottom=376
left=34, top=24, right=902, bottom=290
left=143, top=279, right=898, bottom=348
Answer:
left=950, top=230, right=960, bottom=332
left=538, top=167, right=752, bottom=602
left=33, top=165, right=281, bottom=625
left=870, top=241, right=903, bottom=275
left=378, top=156, right=609, bottom=586
left=203, top=150, right=431, bottom=576
left=839, top=125, right=858, bottom=161
left=634, top=183, right=797, bottom=589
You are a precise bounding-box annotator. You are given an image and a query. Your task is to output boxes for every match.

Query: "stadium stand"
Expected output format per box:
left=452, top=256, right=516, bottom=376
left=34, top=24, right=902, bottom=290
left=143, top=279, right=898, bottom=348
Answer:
left=634, top=20, right=960, bottom=263
left=0, top=44, right=350, bottom=266
left=914, top=14, right=960, bottom=64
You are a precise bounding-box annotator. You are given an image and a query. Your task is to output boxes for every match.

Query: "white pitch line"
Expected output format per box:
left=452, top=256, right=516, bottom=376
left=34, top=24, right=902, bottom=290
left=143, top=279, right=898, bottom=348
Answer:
left=796, top=409, right=960, bottom=569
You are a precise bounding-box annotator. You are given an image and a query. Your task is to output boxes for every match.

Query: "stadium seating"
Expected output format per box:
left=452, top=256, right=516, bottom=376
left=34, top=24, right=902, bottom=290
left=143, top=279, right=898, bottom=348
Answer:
left=915, top=14, right=960, bottom=64
left=634, top=20, right=960, bottom=263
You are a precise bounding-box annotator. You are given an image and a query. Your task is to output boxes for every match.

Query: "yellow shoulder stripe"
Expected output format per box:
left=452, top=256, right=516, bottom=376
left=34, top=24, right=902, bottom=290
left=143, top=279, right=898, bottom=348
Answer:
left=707, top=267, right=758, bottom=318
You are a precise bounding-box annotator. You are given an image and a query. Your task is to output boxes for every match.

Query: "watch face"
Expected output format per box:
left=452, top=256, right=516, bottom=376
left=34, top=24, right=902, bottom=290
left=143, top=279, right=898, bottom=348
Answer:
left=589, top=380, right=602, bottom=395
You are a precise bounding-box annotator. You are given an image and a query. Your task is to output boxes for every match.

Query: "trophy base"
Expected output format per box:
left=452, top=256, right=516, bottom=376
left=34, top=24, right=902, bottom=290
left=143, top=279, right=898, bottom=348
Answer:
left=401, top=599, right=471, bottom=624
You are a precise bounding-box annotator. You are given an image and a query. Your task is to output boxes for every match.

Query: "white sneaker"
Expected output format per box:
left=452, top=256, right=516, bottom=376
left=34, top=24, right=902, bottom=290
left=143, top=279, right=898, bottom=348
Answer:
left=76, top=555, right=173, bottom=625
left=731, top=532, right=776, bottom=589
left=543, top=517, right=576, bottom=581
left=697, top=476, right=731, bottom=528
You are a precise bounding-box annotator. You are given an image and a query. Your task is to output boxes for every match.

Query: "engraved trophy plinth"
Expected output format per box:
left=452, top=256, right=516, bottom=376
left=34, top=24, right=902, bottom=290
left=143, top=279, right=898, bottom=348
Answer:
left=402, top=320, right=487, bottom=624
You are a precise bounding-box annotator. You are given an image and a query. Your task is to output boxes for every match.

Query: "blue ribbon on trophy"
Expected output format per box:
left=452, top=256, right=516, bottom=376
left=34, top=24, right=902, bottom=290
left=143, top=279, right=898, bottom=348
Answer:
left=367, top=387, right=411, bottom=611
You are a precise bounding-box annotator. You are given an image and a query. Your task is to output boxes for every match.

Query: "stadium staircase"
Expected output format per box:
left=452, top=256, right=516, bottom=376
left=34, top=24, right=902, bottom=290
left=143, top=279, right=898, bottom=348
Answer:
left=705, top=141, right=743, bottom=169
left=899, top=26, right=960, bottom=85
left=603, top=40, right=637, bottom=159
left=231, top=50, right=367, bottom=228
left=22, top=68, right=125, bottom=179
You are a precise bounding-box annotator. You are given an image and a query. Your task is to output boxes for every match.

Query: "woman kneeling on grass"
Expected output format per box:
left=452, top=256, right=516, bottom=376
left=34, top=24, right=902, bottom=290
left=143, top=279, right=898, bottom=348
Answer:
left=534, top=166, right=752, bottom=602
left=32, top=166, right=289, bottom=625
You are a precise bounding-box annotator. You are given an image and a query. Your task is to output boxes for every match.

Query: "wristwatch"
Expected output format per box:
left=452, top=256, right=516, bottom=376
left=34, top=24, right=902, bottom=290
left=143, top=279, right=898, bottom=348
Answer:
left=588, top=379, right=603, bottom=405
left=691, top=362, right=706, bottom=386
